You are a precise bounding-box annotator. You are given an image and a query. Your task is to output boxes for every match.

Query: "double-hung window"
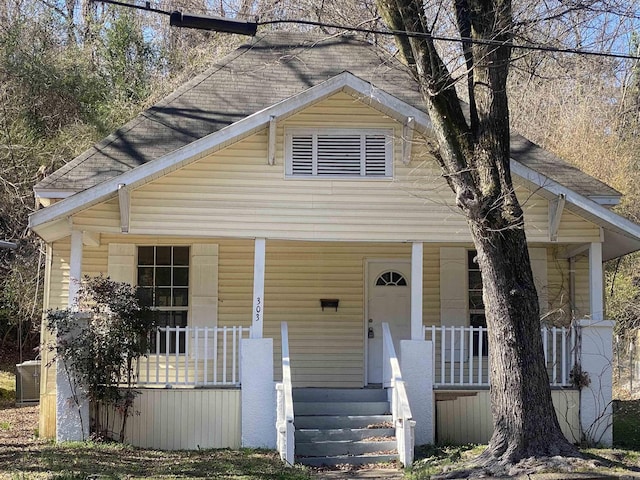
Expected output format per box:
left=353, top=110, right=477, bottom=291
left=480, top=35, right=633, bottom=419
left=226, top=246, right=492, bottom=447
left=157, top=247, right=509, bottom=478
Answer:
left=468, top=250, right=488, bottom=356
left=137, top=246, right=189, bottom=354
left=285, top=128, right=393, bottom=178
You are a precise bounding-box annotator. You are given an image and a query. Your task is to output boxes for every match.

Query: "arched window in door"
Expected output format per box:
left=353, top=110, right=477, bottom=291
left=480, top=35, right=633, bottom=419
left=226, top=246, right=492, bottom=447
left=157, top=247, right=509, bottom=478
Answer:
left=375, top=271, right=407, bottom=286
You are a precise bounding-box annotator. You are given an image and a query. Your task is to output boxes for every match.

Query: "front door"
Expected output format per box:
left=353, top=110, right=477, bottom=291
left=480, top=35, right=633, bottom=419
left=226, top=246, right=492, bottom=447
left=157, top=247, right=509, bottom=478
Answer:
left=366, top=260, right=411, bottom=384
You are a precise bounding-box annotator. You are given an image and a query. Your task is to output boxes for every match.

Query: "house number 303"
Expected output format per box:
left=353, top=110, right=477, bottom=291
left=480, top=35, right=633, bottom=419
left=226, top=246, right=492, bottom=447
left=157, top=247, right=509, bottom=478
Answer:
left=255, top=297, right=262, bottom=322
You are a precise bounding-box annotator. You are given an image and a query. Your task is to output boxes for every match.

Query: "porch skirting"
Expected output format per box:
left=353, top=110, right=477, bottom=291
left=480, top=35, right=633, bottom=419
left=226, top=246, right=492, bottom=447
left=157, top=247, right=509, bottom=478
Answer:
left=435, top=389, right=580, bottom=445
left=94, top=388, right=241, bottom=450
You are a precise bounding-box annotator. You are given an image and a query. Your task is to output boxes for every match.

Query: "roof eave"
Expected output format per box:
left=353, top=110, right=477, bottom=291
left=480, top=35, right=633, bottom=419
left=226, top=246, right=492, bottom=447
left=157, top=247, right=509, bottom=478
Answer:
left=512, top=160, right=640, bottom=261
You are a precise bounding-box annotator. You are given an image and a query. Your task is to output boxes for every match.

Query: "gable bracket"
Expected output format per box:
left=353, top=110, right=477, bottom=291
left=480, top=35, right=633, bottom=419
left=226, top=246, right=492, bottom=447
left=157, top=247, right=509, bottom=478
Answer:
left=118, top=183, right=130, bottom=234
left=268, top=115, right=277, bottom=165
left=402, top=116, right=415, bottom=165
left=549, top=193, right=567, bottom=242
left=549, top=193, right=566, bottom=242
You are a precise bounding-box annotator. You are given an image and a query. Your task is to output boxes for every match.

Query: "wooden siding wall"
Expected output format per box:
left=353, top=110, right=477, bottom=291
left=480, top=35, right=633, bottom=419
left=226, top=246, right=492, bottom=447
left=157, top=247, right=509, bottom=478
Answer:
left=71, top=92, right=602, bottom=244
left=436, top=390, right=581, bottom=445
left=96, top=389, right=241, bottom=449
left=40, top=91, right=601, bottom=436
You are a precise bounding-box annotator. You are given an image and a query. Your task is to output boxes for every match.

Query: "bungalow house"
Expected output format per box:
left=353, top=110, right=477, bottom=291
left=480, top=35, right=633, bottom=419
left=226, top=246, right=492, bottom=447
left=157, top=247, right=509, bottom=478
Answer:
left=30, top=32, right=640, bottom=466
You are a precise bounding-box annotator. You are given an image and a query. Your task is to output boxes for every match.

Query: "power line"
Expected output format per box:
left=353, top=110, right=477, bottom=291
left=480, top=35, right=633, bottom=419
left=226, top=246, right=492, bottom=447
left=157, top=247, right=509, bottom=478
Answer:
left=258, top=19, right=640, bottom=61
left=91, top=0, right=640, bottom=61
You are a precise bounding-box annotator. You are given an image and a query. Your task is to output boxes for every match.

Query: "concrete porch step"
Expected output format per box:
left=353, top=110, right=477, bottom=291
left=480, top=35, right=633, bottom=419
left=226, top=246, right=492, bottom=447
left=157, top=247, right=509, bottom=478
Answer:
left=296, top=453, right=398, bottom=467
left=293, top=388, right=387, bottom=402
left=294, top=401, right=390, bottom=416
left=296, top=427, right=395, bottom=442
left=296, top=439, right=397, bottom=457
left=295, top=414, right=393, bottom=430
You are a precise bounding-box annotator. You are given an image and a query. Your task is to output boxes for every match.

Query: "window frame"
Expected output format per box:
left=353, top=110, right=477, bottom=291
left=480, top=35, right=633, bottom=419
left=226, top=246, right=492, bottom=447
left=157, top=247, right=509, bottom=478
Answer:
left=467, top=250, right=488, bottom=356
left=284, top=127, right=394, bottom=179
left=137, top=245, right=190, bottom=354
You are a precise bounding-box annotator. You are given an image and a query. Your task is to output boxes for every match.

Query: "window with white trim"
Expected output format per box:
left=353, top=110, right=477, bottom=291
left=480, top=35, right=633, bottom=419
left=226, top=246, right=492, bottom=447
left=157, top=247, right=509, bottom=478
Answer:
left=138, top=246, right=189, bottom=354
left=285, top=128, right=393, bottom=178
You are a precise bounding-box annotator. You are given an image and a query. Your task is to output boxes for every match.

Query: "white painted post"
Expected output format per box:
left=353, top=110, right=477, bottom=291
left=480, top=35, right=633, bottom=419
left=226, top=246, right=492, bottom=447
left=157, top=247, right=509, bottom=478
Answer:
left=241, top=338, right=276, bottom=448
left=589, top=242, right=604, bottom=321
left=578, top=318, right=614, bottom=446
left=400, top=340, right=434, bottom=445
left=411, top=242, right=423, bottom=341
left=68, top=230, right=83, bottom=307
left=56, top=230, right=89, bottom=442
left=251, top=238, right=266, bottom=339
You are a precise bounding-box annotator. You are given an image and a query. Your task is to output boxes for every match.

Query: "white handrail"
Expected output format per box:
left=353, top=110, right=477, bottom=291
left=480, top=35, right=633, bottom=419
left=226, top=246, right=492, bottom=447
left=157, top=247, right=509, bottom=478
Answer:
left=381, top=322, right=414, bottom=467
left=424, top=324, right=578, bottom=388
left=276, top=322, right=295, bottom=465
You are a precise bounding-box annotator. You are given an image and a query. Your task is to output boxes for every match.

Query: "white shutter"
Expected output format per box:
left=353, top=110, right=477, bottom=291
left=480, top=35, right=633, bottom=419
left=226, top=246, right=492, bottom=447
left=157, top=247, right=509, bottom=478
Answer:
left=107, top=244, right=136, bottom=285
left=190, top=244, right=219, bottom=358
left=190, top=244, right=219, bottom=328
left=440, top=247, right=467, bottom=360
left=529, top=247, right=549, bottom=317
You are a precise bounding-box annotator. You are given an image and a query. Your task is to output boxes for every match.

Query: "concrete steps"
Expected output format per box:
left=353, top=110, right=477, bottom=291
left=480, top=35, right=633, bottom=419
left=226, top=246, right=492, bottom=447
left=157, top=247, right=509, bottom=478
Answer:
left=293, top=388, right=397, bottom=467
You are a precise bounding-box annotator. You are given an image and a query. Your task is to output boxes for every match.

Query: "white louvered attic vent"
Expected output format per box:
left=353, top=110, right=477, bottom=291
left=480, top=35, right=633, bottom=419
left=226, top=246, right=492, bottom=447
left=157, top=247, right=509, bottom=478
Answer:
left=285, top=128, right=393, bottom=178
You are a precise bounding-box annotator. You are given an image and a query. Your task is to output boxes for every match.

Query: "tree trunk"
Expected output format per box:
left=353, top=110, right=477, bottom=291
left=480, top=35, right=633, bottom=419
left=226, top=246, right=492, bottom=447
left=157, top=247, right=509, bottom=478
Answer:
left=472, top=227, right=578, bottom=464
left=376, top=0, right=581, bottom=467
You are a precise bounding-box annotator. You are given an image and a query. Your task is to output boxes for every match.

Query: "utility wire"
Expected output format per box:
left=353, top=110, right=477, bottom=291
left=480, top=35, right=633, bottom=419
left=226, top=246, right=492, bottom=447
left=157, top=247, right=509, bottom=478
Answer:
left=258, top=19, right=640, bottom=61
left=91, top=0, right=640, bottom=61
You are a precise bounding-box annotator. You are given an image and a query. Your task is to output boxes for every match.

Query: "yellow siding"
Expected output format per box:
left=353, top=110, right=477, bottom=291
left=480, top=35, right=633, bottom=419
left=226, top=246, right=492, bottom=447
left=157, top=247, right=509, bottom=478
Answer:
left=70, top=92, right=601, bottom=244
left=96, top=389, right=241, bottom=449
left=546, top=247, right=573, bottom=324
left=436, top=390, right=580, bottom=445
left=40, top=90, right=604, bottom=436
left=573, top=254, right=591, bottom=319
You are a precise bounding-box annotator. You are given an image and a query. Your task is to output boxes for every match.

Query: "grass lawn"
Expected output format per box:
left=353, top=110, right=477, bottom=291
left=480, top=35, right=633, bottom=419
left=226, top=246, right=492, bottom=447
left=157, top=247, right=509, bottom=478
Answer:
left=1, top=442, right=313, bottom=480
left=613, top=399, right=640, bottom=449
left=2, top=361, right=640, bottom=479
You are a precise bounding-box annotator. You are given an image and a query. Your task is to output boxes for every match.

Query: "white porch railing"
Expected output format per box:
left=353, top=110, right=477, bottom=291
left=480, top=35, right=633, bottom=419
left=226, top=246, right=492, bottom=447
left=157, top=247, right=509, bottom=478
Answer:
left=135, top=326, right=251, bottom=387
left=276, top=322, right=295, bottom=465
left=424, top=324, right=578, bottom=388
left=381, top=322, right=414, bottom=467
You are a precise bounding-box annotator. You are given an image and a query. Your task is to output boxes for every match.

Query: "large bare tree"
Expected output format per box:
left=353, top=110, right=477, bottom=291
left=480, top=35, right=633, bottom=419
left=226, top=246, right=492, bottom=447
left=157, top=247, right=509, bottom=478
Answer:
left=375, top=0, right=581, bottom=470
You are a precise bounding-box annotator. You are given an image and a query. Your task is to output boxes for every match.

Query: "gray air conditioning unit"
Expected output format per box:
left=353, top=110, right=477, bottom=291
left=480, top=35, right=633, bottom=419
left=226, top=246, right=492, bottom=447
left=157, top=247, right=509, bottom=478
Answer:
left=15, top=360, right=40, bottom=406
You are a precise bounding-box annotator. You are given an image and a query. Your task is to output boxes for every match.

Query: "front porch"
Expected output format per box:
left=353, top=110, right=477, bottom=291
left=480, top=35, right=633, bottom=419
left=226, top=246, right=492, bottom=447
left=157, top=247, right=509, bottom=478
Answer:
left=50, top=236, right=614, bottom=464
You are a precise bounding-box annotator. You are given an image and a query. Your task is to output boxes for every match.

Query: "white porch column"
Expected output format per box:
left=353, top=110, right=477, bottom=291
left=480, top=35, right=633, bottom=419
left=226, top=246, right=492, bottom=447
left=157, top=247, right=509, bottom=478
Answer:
left=589, top=242, right=604, bottom=321
left=400, top=340, right=434, bottom=445
left=578, top=319, right=614, bottom=446
left=68, top=229, right=83, bottom=306
left=56, top=229, right=89, bottom=442
left=251, top=238, right=266, bottom=339
left=411, top=242, right=423, bottom=340
left=241, top=338, right=276, bottom=448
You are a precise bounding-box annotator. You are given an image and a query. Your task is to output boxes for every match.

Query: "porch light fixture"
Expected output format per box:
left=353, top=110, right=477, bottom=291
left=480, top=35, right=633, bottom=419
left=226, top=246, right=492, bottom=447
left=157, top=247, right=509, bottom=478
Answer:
left=320, top=299, right=339, bottom=311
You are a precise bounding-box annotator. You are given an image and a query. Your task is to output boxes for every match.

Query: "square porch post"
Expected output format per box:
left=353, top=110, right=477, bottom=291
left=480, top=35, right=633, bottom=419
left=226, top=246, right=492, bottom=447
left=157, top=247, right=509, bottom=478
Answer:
left=411, top=242, right=423, bottom=340
left=56, top=229, right=89, bottom=442
left=251, top=238, right=266, bottom=339
left=589, top=241, right=604, bottom=321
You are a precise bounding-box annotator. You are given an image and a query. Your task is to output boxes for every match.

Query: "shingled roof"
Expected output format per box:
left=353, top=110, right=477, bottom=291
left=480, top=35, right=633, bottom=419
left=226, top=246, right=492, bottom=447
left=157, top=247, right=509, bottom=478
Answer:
left=35, top=31, right=619, bottom=200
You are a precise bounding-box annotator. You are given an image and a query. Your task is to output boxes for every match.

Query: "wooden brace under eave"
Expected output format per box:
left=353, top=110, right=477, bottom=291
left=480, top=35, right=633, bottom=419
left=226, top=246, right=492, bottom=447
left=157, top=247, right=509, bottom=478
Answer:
left=403, top=116, right=415, bottom=165
left=549, top=193, right=566, bottom=242
left=118, top=183, right=130, bottom=234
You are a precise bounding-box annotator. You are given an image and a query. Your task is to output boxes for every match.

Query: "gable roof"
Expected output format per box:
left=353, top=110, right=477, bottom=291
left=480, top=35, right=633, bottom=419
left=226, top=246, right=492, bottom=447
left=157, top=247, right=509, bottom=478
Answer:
left=30, top=32, right=640, bottom=260
left=36, top=31, right=618, bottom=201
